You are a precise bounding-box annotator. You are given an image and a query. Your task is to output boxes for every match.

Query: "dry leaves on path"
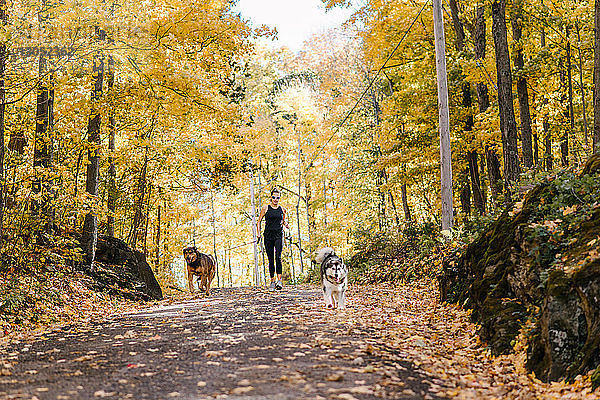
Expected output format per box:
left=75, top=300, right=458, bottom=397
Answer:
left=331, top=281, right=600, bottom=399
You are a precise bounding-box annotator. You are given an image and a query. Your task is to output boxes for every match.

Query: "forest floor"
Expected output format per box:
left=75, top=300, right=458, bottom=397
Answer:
left=0, top=283, right=599, bottom=400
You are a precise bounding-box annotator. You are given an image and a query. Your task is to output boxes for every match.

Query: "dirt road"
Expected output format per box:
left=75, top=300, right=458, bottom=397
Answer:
left=0, top=286, right=440, bottom=399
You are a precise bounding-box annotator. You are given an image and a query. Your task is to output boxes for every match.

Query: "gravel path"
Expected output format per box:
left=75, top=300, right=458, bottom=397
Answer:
left=0, top=286, right=442, bottom=399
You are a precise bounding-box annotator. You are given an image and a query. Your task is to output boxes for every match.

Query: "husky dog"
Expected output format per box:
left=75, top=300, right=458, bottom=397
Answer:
left=316, top=247, right=348, bottom=309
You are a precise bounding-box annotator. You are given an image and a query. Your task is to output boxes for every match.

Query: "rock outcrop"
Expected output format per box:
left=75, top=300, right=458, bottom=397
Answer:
left=440, top=155, right=600, bottom=382
left=86, top=235, right=163, bottom=301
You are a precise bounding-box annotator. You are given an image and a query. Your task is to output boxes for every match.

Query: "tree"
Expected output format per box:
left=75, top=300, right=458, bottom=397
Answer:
left=595, top=0, right=600, bottom=153
left=82, top=27, right=106, bottom=268
left=492, top=0, right=521, bottom=189
left=0, top=0, right=6, bottom=246
left=511, top=0, right=534, bottom=169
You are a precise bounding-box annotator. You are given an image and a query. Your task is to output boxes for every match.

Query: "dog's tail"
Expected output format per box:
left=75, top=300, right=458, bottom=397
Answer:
left=316, top=247, right=336, bottom=264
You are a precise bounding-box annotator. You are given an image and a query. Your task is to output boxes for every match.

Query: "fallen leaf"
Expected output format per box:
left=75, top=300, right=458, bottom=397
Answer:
left=230, top=386, right=254, bottom=395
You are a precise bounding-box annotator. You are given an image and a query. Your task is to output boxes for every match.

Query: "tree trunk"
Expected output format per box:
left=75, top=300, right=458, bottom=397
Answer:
left=594, top=0, right=600, bottom=153
left=142, top=184, right=151, bottom=256
left=512, top=0, right=534, bottom=169
left=492, top=0, right=521, bottom=188
left=107, top=54, right=116, bottom=237
left=257, top=164, right=266, bottom=282
left=541, top=14, right=553, bottom=170
left=401, top=183, right=411, bottom=222
left=545, top=121, right=553, bottom=170
left=566, top=26, right=575, bottom=164
left=33, top=51, right=53, bottom=222
left=249, top=167, right=259, bottom=286
left=532, top=92, right=540, bottom=166
left=460, top=177, right=471, bottom=219
left=296, top=128, right=305, bottom=274
left=305, top=181, right=314, bottom=242
left=0, top=0, right=6, bottom=247
left=449, top=0, right=478, bottom=216
left=468, top=151, right=485, bottom=214
left=128, top=146, right=148, bottom=249
left=474, top=6, right=490, bottom=113
left=576, top=24, right=589, bottom=150
left=474, top=5, right=492, bottom=207
left=388, top=190, right=401, bottom=227
left=228, top=248, right=233, bottom=286
left=82, top=28, right=105, bottom=268
left=323, top=164, right=328, bottom=229
left=559, top=57, right=569, bottom=167
left=210, top=188, right=219, bottom=287
left=486, top=145, right=503, bottom=201
left=155, top=188, right=161, bottom=270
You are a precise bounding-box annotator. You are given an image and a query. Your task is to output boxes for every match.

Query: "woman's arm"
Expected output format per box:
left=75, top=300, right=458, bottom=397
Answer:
left=256, top=205, right=267, bottom=234
left=281, top=207, right=290, bottom=229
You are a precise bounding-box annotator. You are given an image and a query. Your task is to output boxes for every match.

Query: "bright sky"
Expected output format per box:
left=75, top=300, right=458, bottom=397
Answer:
left=233, top=0, right=354, bottom=52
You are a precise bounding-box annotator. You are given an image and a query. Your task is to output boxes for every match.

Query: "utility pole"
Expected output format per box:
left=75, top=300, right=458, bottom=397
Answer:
left=249, top=166, right=260, bottom=286
left=433, top=0, right=454, bottom=231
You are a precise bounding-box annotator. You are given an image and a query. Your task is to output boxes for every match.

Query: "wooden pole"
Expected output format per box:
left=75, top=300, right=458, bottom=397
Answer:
left=433, top=0, right=454, bottom=231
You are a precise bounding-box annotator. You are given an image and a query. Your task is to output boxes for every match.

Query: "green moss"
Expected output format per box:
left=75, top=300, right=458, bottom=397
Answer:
left=591, top=365, right=600, bottom=390
left=581, top=154, right=600, bottom=176
left=546, top=269, right=571, bottom=298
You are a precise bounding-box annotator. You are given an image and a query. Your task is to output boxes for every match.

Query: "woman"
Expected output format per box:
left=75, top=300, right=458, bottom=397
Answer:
left=257, top=187, right=289, bottom=291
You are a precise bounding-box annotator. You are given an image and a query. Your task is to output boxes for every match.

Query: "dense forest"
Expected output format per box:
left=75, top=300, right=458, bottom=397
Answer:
left=0, top=0, right=599, bottom=394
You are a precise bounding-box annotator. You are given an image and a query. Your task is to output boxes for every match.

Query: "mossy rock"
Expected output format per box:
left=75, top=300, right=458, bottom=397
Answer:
left=592, top=366, right=600, bottom=390
left=580, top=154, right=600, bottom=176
left=440, top=157, right=600, bottom=382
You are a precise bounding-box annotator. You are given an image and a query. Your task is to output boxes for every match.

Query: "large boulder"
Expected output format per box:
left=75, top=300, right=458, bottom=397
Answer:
left=440, top=155, right=600, bottom=382
left=87, top=235, right=163, bottom=301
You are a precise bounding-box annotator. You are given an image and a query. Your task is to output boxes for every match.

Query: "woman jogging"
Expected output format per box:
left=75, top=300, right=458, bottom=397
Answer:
left=257, top=187, right=289, bottom=291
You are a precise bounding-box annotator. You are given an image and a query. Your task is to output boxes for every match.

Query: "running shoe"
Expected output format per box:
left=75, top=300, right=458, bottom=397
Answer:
left=275, top=280, right=282, bottom=290
left=268, top=281, right=276, bottom=291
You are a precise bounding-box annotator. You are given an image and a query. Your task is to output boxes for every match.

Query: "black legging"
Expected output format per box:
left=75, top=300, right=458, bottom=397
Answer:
left=264, top=237, right=283, bottom=278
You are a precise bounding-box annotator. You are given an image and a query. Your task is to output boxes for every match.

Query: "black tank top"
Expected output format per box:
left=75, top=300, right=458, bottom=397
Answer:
left=264, top=205, right=283, bottom=239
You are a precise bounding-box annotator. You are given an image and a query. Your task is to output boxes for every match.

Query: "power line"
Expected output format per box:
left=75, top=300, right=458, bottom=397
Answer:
left=303, top=0, right=432, bottom=173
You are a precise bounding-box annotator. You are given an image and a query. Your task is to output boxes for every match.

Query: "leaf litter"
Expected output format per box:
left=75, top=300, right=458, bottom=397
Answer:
left=0, top=282, right=598, bottom=399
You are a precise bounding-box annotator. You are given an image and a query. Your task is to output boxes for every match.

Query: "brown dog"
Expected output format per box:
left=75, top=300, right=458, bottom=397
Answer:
left=183, top=247, right=216, bottom=295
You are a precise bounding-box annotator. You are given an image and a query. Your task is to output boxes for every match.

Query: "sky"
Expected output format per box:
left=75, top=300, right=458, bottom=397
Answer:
left=233, top=0, right=354, bottom=52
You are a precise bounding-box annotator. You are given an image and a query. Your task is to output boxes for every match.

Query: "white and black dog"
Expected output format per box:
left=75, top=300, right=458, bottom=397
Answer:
left=316, top=247, right=348, bottom=309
